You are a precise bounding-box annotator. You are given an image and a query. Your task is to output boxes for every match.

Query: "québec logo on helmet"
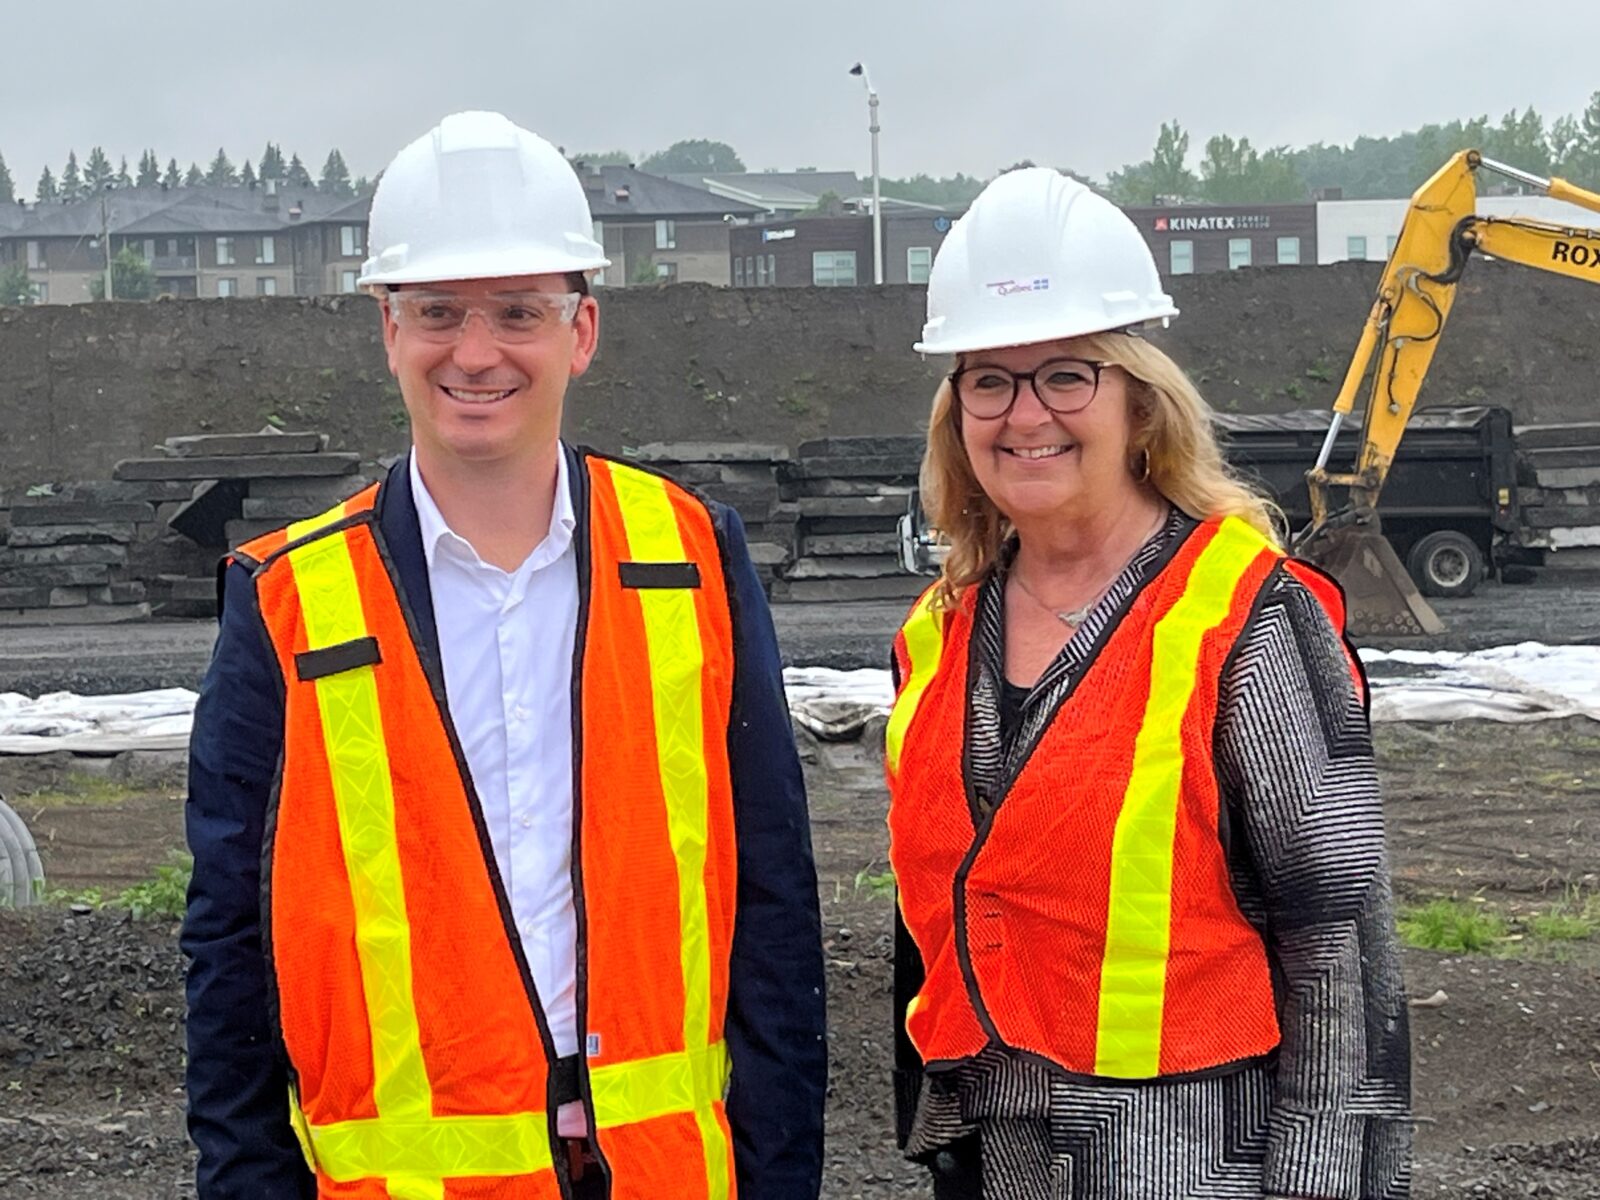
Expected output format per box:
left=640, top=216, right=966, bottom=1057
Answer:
left=986, top=278, right=1051, bottom=297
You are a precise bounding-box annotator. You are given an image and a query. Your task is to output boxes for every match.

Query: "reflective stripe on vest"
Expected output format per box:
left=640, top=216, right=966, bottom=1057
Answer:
left=246, top=458, right=737, bottom=1197
left=888, top=517, right=1311, bottom=1081
left=1093, top=517, right=1269, bottom=1077
left=884, top=583, right=944, bottom=781
left=603, top=462, right=732, bottom=1199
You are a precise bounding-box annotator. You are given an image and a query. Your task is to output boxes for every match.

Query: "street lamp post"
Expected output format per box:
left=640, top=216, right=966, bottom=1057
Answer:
left=849, top=62, right=884, bottom=285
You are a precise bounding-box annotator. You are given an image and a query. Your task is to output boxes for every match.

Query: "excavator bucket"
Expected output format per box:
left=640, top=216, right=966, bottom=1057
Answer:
left=1304, top=527, right=1444, bottom=638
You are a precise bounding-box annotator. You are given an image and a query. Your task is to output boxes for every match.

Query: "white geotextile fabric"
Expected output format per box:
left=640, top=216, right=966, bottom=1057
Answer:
left=1, top=643, right=1596, bottom=755
left=0, top=689, right=197, bottom=754
left=785, top=642, right=1600, bottom=739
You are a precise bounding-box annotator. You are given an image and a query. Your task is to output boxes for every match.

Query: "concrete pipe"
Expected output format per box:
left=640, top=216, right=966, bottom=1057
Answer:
left=0, top=796, right=47, bottom=908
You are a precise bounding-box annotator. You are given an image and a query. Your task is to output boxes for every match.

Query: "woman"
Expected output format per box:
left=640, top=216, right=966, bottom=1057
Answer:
left=885, top=168, right=1412, bottom=1199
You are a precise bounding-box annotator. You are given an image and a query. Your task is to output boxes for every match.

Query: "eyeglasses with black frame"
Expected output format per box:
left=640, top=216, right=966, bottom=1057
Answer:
left=948, top=357, right=1110, bottom=420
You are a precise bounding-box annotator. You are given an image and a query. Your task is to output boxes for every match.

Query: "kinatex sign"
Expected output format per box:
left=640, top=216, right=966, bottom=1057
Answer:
left=1153, top=214, right=1273, bottom=232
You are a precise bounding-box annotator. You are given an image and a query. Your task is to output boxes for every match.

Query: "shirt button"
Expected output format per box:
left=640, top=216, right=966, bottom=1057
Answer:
left=513, top=705, right=528, bottom=721
left=521, top=814, right=533, bottom=829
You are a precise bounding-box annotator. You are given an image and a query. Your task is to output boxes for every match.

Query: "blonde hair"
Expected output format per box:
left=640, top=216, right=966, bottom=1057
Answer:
left=920, top=331, right=1282, bottom=607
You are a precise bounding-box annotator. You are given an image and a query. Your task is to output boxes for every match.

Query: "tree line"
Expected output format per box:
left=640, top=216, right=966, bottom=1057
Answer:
left=0, top=143, right=371, bottom=206
left=568, top=93, right=1600, bottom=211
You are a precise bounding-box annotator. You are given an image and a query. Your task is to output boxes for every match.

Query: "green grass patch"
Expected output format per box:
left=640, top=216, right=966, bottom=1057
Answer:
left=1398, top=899, right=1507, bottom=953
left=853, top=866, right=896, bottom=901
left=46, top=852, right=192, bottom=920
left=1525, top=889, right=1599, bottom=944
left=18, top=772, right=134, bottom=808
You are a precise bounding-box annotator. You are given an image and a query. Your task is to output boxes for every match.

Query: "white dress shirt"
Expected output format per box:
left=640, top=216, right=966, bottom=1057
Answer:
left=409, top=452, right=581, bottom=1058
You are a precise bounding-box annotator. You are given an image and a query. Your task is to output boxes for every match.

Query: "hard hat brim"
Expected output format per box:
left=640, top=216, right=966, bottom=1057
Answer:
left=359, top=247, right=611, bottom=289
left=914, top=306, right=1178, bottom=356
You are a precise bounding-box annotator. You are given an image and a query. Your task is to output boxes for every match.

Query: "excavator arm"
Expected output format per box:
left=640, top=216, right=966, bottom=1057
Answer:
left=1295, top=151, right=1600, bottom=636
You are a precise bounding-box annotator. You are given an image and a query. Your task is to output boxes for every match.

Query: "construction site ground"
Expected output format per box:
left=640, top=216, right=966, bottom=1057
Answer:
left=2, top=582, right=1599, bottom=1198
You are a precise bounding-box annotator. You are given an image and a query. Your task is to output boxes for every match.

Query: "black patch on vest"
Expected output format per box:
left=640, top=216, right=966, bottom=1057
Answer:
left=294, top=635, right=382, bottom=680
left=619, top=561, right=702, bottom=589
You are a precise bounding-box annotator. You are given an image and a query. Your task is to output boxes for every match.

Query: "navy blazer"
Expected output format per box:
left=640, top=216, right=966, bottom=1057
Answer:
left=181, top=446, right=827, bottom=1199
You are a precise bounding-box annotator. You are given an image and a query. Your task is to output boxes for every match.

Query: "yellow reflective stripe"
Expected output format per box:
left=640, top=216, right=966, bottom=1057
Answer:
left=608, top=462, right=728, bottom=1198
left=307, top=1112, right=555, bottom=1183
left=590, top=1041, right=731, bottom=1129
left=1094, top=519, right=1269, bottom=1078
left=287, top=525, right=432, bottom=1122
left=885, top=584, right=943, bottom=777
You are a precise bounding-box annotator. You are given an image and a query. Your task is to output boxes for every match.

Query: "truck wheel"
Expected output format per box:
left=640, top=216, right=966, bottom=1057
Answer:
left=1407, top=530, right=1483, bottom=598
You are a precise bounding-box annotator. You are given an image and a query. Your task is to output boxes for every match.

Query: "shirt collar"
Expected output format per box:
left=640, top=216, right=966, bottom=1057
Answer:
left=409, top=446, right=576, bottom=574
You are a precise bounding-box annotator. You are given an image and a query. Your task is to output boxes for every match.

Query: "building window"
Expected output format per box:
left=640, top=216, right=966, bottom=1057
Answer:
left=1276, top=236, right=1301, bottom=265
left=1347, top=235, right=1367, bottom=261
left=656, top=262, right=678, bottom=282
left=907, top=246, right=933, bottom=284
left=257, top=277, right=278, bottom=296
left=655, top=220, right=677, bottom=250
left=216, top=237, right=235, bottom=266
left=1228, top=238, right=1252, bottom=270
left=34, top=281, right=48, bottom=304
left=26, top=241, right=45, bottom=269
left=746, top=256, right=756, bottom=284
left=756, top=255, right=768, bottom=286
left=340, top=225, right=364, bottom=257
left=217, top=278, right=237, bottom=298
left=1386, top=234, right=1399, bottom=257
left=767, top=253, right=776, bottom=285
left=340, top=269, right=359, bottom=294
left=1169, top=240, right=1194, bottom=275
left=592, top=220, right=607, bottom=287
left=258, top=235, right=276, bottom=265
left=733, top=257, right=744, bottom=286
left=812, top=250, right=858, bottom=287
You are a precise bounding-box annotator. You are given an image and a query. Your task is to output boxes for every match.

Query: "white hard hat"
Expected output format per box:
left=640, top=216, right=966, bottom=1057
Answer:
left=915, top=168, right=1177, bottom=355
left=358, top=111, right=610, bottom=288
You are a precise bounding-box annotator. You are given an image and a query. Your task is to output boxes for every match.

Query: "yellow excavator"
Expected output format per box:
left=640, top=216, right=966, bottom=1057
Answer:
left=1293, top=151, right=1600, bottom=636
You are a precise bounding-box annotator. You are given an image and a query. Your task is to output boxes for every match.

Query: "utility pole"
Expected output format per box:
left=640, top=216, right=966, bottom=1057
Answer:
left=850, top=62, right=884, bottom=285
left=99, top=189, right=113, bottom=300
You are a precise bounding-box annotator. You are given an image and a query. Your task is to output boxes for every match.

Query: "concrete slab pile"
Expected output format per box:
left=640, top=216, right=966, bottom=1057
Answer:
left=773, top=437, right=927, bottom=603
left=0, top=480, right=200, bottom=626
left=113, top=430, right=372, bottom=615
left=1516, top=422, right=1600, bottom=579
left=632, top=443, right=796, bottom=590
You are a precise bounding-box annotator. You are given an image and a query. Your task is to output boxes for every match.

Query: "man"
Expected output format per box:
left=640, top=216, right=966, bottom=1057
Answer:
left=182, top=111, right=827, bottom=1200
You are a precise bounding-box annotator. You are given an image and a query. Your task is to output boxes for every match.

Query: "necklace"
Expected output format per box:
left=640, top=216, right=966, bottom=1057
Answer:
left=1008, top=506, right=1168, bottom=628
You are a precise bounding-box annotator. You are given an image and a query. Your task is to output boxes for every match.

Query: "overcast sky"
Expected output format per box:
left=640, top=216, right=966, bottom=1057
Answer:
left=3, top=0, right=1596, bottom=193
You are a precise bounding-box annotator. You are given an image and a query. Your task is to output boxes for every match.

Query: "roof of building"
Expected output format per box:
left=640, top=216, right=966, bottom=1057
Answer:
left=581, top=166, right=764, bottom=219
left=2, top=184, right=367, bottom=240
left=669, top=171, right=863, bottom=212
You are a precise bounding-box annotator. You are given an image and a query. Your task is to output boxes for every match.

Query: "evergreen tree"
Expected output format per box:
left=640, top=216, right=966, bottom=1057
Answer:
left=61, top=151, right=83, bottom=199
left=185, top=162, right=204, bottom=187
left=163, top=158, right=181, bottom=189
left=0, top=152, right=13, bottom=204
left=240, top=159, right=257, bottom=187
left=259, top=142, right=285, bottom=181
left=285, top=153, right=313, bottom=188
left=205, top=147, right=238, bottom=186
left=136, top=149, right=160, bottom=187
left=36, top=166, right=57, bottom=203
left=84, top=146, right=114, bottom=191
left=318, top=148, right=353, bottom=197
left=116, top=155, right=133, bottom=188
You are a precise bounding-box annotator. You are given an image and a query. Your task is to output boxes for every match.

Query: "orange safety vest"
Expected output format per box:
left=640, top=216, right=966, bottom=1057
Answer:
left=886, top=517, right=1358, bottom=1082
left=235, top=454, right=739, bottom=1200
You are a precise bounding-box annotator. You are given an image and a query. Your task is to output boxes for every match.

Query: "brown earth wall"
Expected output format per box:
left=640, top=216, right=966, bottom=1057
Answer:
left=1, top=260, right=1597, bottom=489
